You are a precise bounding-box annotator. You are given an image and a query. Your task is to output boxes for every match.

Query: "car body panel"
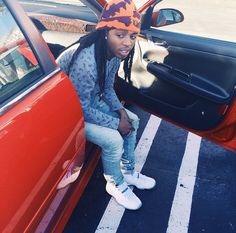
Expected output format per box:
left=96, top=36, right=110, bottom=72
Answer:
left=0, top=0, right=99, bottom=232
left=0, top=70, right=86, bottom=232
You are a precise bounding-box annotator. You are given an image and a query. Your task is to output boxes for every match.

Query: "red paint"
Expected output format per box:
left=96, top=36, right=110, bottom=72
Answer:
left=0, top=71, right=95, bottom=232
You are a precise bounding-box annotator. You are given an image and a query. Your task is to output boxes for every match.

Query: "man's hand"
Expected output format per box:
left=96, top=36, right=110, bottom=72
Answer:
left=117, top=109, right=134, bottom=136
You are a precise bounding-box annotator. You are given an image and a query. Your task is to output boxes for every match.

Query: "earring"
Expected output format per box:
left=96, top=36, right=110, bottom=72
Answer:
left=105, top=36, right=107, bottom=40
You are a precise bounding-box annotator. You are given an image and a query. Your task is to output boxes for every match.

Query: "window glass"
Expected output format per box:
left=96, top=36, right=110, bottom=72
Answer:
left=152, top=1, right=236, bottom=43
left=0, top=1, right=42, bottom=102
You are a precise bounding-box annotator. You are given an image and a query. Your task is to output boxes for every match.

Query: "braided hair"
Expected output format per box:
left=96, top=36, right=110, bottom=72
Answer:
left=67, top=29, right=135, bottom=94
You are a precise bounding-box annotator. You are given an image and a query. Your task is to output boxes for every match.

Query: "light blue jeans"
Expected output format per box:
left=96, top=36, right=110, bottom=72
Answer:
left=85, top=96, right=139, bottom=186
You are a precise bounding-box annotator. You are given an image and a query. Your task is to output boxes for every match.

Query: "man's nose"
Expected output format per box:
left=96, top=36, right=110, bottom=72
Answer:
left=123, top=36, right=133, bottom=46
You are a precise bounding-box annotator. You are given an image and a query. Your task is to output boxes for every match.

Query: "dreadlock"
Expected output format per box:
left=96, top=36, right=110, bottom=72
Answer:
left=123, top=47, right=135, bottom=83
left=67, top=29, right=135, bottom=94
left=67, top=30, right=107, bottom=95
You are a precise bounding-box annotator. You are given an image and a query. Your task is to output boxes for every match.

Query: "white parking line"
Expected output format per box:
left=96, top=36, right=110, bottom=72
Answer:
left=166, top=132, right=201, bottom=233
left=95, top=115, right=162, bottom=233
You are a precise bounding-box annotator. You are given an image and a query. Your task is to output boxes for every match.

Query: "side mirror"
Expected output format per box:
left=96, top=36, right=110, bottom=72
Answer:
left=141, top=1, right=184, bottom=31
left=152, top=8, right=184, bottom=27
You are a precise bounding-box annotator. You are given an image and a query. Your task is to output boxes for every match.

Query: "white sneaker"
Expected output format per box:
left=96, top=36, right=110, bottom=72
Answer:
left=123, top=171, right=156, bottom=190
left=106, top=182, right=142, bottom=210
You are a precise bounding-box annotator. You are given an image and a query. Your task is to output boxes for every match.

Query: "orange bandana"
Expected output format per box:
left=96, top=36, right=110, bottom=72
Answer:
left=96, top=0, right=141, bottom=33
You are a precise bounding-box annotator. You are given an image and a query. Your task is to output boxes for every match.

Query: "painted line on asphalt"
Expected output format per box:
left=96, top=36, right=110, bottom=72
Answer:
left=166, top=132, right=201, bottom=233
left=95, top=115, right=162, bottom=233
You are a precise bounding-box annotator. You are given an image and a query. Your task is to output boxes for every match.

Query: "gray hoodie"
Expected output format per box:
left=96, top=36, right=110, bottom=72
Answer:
left=57, top=43, right=123, bottom=129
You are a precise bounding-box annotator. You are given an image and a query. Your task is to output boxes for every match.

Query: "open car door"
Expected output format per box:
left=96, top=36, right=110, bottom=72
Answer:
left=116, top=0, right=236, bottom=152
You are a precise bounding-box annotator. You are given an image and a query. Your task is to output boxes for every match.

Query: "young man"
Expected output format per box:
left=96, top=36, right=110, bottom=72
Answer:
left=57, top=0, right=156, bottom=210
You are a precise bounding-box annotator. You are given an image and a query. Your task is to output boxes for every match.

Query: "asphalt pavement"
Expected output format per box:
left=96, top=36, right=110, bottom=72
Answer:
left=63, top=1, right=236, bottom=232
left=63, top=105, right=236, bottom=233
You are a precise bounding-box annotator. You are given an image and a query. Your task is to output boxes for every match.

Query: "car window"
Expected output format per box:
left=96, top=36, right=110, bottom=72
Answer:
left=0, top=1, right=43, bottom=104
left=152, top=1, right=236, bottom=43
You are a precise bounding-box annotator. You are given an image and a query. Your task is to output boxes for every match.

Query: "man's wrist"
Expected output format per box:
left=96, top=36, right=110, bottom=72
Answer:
left=118, top=108, right=125, bottom=115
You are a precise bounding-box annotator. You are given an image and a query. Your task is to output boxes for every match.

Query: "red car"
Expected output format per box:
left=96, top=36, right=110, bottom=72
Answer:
left=0, top=0, right=236, bottom=232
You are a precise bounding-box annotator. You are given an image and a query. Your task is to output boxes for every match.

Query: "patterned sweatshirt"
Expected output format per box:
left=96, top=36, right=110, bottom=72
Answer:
left=57, top=43, right=123, bottom=129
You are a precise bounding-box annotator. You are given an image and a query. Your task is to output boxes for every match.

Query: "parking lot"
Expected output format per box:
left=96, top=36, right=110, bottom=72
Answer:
left=145, top=0, right=236, bottom=43
left=1, top=0, right=235, bottom=232
left=62, top=1, right=236, bottom=232
left=64, top=106, right=236, bottom=233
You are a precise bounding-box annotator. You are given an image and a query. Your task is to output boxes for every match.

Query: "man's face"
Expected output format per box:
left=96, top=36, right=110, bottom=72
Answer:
left=106, top=29, right=138, bottom=59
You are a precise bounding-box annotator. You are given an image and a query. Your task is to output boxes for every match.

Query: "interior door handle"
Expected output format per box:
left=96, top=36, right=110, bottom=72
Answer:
left=154, top=41, right=168, bottom=46
left=146, top=34, right=168, bottom=47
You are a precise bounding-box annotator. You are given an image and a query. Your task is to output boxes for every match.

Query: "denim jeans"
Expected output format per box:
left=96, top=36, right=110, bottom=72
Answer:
left=85, top=95, right=139, bottom=185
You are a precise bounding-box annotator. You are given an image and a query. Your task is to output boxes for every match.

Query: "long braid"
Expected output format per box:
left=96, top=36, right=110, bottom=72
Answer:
left=123, top=47, right=135, bottom=83
left=67, top=32, right=97, bottom=75
left=67, top=30, right=107, bottom=94
left=95, top=32, right=107, bottom=96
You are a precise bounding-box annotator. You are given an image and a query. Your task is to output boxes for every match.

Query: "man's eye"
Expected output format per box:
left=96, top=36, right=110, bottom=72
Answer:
left=117, top=34, right=124, bottom=38
left=131, top=35, right=137, bottom=40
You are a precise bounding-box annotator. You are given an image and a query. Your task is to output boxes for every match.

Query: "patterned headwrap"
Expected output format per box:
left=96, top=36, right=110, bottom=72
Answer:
left=96, top=0, right=141, bottom=33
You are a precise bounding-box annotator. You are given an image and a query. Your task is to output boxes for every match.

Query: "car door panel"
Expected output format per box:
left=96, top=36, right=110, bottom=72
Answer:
left=0, top=71, right=86, bottom=233
left=0, top=1, right=88, bottom=231
left=116, top=29, right=236, bottom=151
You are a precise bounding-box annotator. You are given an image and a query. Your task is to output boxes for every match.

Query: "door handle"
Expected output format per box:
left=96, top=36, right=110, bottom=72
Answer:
left=146, top=33, right=168, bottom=47
left=154, top=41, right=168, bottom=46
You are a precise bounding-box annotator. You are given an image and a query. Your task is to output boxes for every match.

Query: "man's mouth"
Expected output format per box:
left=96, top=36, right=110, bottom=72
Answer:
left=119, top=49, right=130, bottom=57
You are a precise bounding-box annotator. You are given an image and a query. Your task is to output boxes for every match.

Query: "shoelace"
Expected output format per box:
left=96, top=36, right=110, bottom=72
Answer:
left=121, top=187, right=129, bottom=193
left=117, top=183, right=129, bottom=194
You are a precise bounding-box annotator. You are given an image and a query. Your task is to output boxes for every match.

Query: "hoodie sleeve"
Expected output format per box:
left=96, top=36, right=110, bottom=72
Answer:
left=61, top=45, right=120, bottom=129
left=103, top=58, right=123, bottom=111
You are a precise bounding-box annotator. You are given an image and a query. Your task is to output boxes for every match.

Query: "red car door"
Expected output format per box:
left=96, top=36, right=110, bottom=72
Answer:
left=113, top=0, right=236, bottom=152
left=0, top=1, right=86, bottom=232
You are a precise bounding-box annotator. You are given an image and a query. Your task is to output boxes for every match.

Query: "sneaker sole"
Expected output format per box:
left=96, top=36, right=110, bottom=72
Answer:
left=127, top=181, right=156, bottom=190
left=106, top=188, right=142, bottom=210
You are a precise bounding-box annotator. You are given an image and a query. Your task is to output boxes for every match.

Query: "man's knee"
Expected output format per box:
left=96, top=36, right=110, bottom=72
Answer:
left=103, top=132, right=124, bottom=155
left=126, top=110, right=139, bottom=129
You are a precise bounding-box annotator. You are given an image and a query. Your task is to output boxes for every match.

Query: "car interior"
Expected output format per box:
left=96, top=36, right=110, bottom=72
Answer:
left=28, top=15, right=95, bottom=58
